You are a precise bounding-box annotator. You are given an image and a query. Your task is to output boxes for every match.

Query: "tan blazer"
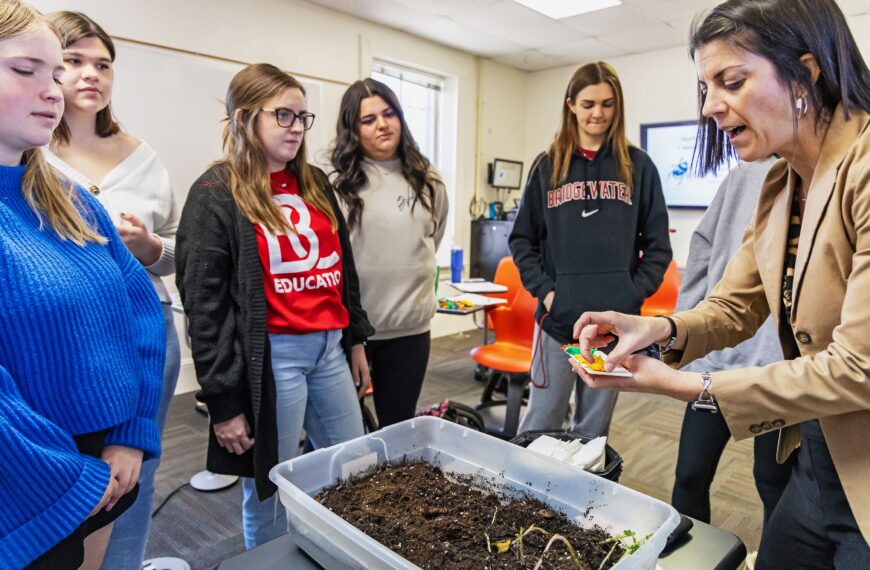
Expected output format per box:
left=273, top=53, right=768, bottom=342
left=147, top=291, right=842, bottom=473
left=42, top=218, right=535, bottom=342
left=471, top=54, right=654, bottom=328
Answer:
left=673, top=106, right=870, bottom=540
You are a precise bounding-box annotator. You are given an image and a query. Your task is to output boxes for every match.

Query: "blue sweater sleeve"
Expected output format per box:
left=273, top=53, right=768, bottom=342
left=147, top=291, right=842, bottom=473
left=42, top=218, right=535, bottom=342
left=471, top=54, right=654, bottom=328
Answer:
left=0, top=365, right=111, bottom=569
left=79, top=190, right=166, bottom=457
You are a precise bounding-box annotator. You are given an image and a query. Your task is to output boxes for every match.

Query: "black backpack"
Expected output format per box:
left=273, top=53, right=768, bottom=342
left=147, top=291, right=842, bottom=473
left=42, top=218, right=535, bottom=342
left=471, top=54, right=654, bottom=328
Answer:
left=416, top=400, right=486, bottom=432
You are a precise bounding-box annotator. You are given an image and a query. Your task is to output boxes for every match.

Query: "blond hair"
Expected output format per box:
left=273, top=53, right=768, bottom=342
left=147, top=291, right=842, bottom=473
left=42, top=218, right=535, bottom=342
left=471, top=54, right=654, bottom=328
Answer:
left=548, top=62, right=633, bottom=194
left=0, top=0, right=104, bottom=244
left=218, top=63, right=336, bottom=234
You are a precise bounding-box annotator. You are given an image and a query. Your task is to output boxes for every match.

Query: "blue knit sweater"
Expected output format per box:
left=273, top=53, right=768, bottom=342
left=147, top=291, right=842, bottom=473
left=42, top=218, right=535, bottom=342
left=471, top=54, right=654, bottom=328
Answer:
left=0, top=163, right=165, bottom=568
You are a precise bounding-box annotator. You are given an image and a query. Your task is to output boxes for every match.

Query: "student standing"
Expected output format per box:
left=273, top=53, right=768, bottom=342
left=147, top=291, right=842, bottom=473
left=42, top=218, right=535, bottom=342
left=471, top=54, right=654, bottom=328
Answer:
left=176, top=63, right=373, bottom=549
left=0, top=1, right=164, bottom=567
left=510, top=61, right=672, bottom=437
left=330, top=78, right=448, bottom=427
left=43, top=12, right=181, bottom=568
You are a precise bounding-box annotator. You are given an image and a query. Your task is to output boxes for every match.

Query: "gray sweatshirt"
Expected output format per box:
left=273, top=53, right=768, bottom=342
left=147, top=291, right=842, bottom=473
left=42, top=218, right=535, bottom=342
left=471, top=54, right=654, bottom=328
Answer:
left=678, top=158, right=783, bottom=372
left=343, top=158, right=449, bottom=340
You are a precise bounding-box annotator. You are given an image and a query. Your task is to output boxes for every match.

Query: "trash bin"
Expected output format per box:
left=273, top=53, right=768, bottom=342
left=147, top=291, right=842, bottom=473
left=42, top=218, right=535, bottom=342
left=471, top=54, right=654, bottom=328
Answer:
left=510, top=429, right=624, bottom=483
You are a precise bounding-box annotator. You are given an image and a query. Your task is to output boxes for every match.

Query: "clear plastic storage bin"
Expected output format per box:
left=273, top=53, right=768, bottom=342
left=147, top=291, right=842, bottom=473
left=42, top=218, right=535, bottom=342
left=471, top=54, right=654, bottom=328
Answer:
left=270, top=416, right=679, bottom=570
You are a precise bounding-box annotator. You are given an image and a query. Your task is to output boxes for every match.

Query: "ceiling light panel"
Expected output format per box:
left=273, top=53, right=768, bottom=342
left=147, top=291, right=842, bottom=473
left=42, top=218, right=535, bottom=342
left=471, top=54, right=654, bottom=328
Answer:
left=513, top=0, right=622, bottom=19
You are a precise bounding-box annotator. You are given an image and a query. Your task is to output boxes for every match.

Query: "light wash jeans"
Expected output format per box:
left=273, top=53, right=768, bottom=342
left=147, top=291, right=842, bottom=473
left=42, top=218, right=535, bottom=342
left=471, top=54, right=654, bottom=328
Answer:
left=242, top=329, right=364, bottom=549
left=101, top=303, right=180, bottom=569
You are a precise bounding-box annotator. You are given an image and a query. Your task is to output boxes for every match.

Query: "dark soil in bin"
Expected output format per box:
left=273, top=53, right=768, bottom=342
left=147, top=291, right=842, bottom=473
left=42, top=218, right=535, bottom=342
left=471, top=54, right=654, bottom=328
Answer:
left=317, top=460, right=628, bottom=569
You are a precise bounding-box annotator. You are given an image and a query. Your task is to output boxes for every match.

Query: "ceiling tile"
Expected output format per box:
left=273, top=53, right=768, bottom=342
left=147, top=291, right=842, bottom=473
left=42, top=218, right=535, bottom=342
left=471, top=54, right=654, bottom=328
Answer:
left=538, top=37, right=627, bottom=62
left=452, top=0, right=586, bottom=49
left=666, top=16, right=699, bottom=43
left=492, top=49, right=567, bottom=71
left=392, top=0, right=502, bottom=17
left=623, top=0, right=719, bottom=23
left=600, top=21, right=688, bottom=53
left=405, top=17, right=525, bottom=57
left=560, top=3, right=657, bottom=35
left=307, top=0, right=432, bottom=29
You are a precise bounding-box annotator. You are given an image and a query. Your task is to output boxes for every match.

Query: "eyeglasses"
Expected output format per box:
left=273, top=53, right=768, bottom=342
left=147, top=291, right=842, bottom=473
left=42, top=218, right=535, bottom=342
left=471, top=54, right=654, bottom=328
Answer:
left=261, top=108, right=316, bottom=130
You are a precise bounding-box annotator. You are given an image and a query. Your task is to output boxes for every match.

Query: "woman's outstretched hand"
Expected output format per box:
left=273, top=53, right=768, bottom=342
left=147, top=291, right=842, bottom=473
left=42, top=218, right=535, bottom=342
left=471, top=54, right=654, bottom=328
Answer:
left=572, top=311, right=671, bottom=371
left=568, top=352, right=697, bottom=402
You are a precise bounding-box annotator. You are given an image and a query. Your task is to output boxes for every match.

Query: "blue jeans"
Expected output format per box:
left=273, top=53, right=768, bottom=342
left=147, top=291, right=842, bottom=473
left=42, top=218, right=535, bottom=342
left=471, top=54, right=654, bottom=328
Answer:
left=242, top=330, right=364, bottom=549
left=101, top=304, right=180, bottom=569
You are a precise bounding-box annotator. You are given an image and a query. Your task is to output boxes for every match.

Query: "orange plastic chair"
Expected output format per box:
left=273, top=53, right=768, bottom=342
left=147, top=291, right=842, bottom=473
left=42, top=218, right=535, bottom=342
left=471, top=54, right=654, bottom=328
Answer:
left=470, top=273, right=537, bottom=438
left=641, top=260, right=681, bottom=316
left=486, top=256, right=522, bottom=330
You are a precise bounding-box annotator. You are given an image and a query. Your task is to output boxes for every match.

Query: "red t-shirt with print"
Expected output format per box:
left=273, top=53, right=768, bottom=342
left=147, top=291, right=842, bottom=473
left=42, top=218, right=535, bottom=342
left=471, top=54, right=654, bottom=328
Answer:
left=254, top=170, right=349, bottom=334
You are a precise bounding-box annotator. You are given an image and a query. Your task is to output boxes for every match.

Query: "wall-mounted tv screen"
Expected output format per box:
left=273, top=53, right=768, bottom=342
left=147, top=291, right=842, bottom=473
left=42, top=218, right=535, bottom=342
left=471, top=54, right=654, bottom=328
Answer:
left=640, top=120, right=732, bottom=209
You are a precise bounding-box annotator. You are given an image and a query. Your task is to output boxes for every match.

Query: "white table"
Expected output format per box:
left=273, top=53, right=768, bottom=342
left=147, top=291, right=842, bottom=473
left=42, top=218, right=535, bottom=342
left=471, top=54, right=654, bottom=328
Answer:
left=438, top=280, right=508, bottom=345
left=448, top=280, right=508, bottom=294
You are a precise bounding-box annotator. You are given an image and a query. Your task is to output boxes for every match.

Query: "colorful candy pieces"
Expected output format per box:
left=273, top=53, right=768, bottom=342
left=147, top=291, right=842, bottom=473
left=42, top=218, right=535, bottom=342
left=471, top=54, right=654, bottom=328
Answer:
left=438, top=298, right=475, bottom=311
left=561, top=344, right=607, bottom=371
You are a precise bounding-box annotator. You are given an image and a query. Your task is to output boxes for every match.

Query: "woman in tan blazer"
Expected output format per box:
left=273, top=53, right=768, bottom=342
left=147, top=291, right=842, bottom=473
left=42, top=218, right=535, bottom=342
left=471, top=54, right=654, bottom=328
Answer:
left=569, top=0, right=870, bottom=566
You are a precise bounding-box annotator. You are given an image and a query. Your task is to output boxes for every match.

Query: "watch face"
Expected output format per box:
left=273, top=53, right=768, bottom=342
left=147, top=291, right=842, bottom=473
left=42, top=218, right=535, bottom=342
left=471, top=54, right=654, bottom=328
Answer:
left=691, top=400, right=719, bottom=413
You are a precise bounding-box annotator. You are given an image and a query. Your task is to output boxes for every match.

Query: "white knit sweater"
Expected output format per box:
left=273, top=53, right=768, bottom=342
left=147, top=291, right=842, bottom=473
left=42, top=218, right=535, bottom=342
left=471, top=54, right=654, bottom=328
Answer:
left=44, top=142, right=179, bottom=303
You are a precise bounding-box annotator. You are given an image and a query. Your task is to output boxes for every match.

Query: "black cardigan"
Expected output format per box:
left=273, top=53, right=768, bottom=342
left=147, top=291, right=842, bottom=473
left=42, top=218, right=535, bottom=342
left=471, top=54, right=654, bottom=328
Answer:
left=175, top=163, right=374, bottom=499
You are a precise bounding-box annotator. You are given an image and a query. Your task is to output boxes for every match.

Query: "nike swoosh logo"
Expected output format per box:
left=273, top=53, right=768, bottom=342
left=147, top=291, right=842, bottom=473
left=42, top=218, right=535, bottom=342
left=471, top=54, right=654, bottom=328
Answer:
left=581, top=209, right=599, bottom=218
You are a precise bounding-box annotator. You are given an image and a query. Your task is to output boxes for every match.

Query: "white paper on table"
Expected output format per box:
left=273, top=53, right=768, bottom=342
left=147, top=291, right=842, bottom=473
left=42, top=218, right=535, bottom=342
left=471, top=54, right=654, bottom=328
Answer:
left=450, top=281, right=509, bottom=294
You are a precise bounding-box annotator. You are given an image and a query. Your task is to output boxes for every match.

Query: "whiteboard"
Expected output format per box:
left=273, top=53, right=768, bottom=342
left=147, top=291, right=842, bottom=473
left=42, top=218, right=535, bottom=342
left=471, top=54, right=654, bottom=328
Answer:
left=109, top=40, right=326, bottom=200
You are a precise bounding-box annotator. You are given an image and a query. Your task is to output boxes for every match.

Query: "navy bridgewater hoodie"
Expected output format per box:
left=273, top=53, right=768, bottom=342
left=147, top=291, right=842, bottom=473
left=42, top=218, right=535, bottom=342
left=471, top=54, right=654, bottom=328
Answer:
left=509, top=143, right=672, bottom=344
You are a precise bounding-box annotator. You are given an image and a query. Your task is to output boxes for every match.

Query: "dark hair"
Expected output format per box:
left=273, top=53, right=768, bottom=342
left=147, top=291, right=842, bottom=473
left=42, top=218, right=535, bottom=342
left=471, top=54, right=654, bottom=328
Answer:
left=330, top=78, right=441, bottom=231
left=690, top=0, right=870, bottom=175
left=48, top=11, right=120, bottom=144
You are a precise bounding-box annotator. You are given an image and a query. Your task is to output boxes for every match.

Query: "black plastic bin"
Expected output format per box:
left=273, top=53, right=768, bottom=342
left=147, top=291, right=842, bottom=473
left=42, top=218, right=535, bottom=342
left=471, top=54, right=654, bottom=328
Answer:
left=510, top=430, right=623, bottom=483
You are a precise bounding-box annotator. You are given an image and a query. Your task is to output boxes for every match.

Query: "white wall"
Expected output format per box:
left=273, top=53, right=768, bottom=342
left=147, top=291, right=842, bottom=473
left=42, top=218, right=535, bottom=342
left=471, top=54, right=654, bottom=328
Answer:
left=478, top=60, right=529, bottom=208
left=30, top=0, right=529, bottom=392
left=523, top=11, right=870, bottom=267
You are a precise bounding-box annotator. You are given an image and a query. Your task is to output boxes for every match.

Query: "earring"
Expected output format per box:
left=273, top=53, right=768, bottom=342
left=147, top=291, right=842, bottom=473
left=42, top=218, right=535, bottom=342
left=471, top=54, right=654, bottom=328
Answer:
left=795, top=94, right=808, bottom=118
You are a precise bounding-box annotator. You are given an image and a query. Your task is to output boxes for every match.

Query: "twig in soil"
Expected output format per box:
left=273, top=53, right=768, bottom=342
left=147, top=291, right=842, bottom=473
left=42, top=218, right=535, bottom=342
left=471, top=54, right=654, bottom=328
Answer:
left=532, top=534, right=589, bottom=570
left=515, top=525, right=551, bottom=561
left=490, top=506, right=499, bottom=526
left=419, top=505, right=450, bottom=518
left=598, top=539, right=620, bottom=570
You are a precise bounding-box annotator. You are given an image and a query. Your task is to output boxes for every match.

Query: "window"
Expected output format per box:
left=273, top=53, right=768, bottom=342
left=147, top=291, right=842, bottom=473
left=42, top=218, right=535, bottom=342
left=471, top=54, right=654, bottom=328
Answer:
left=371, top=61, right=455, bottom=267
left=371, top=61, right=443, bottom=171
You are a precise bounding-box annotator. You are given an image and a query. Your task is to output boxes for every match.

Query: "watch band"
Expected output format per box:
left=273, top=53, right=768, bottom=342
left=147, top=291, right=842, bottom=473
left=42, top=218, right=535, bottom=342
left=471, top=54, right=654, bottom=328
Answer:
left=656, top=315, right=678, bottom=354
left=691, top=371, right=719, bottom=413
